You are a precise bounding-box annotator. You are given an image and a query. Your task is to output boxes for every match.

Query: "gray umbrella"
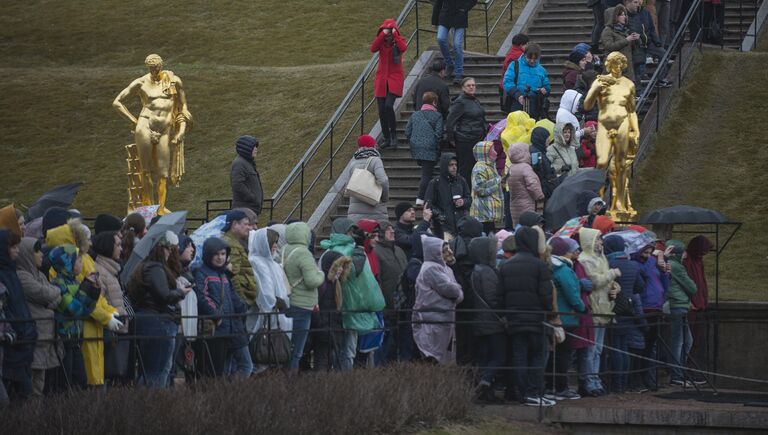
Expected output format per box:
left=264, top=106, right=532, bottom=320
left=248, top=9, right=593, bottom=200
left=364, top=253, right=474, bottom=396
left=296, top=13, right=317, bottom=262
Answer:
left=120, top=210, right=187, bottom=286
left=26, top=183, right=83, bottom=220
left=544, top=169, right=606, bottom=231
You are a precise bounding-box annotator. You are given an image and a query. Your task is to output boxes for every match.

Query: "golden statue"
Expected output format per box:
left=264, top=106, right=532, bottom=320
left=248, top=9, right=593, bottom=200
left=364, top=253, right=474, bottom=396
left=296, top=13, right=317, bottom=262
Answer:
left=583, top=51, right=638, bottom=221
left=113, top=54, right=192, bottom=215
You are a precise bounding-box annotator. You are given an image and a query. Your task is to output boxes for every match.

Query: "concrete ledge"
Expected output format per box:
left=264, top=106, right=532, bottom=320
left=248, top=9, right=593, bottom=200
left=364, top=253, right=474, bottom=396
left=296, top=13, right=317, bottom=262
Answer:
left=742, top=0, right=768, bottom=51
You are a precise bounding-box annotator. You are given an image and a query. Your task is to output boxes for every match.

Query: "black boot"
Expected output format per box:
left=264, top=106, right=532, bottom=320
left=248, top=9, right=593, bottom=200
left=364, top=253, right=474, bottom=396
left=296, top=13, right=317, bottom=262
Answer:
left=474, top=383, right=502, bottom=404
left=378, top=132, right=392, bottom=149
left=388, top=129, right=399, bottom=149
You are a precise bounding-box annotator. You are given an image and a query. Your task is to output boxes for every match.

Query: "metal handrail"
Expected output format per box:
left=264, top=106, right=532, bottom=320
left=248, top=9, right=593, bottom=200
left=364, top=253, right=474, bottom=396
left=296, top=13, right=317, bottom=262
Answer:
left=248, top=0, right=513, bottom=223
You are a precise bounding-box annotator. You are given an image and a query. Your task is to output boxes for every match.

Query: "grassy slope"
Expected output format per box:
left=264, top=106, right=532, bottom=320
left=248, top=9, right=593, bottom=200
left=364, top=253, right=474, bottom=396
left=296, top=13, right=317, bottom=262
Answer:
left=633, top=44, right=768, bottom=300
left=0, top=0, right=409, bottom=216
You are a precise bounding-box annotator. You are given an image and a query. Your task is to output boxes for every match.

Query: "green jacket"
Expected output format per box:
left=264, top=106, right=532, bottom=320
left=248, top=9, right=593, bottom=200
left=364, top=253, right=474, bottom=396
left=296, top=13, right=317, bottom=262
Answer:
left=282, top=222, right=324, bottom=309
left=222, top=232, right=259, bottom=306
left=666, top=240, right=697, bottom=310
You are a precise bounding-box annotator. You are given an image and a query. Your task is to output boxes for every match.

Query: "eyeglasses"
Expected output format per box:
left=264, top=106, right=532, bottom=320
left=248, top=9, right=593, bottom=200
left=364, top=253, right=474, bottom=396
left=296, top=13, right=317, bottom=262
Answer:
left=463, top=83, right=476, bottom=88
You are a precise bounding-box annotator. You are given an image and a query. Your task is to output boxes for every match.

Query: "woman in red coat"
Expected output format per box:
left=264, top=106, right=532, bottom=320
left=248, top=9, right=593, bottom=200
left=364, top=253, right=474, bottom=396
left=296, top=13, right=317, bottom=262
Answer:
left=371, top=18, right=407, bottom=149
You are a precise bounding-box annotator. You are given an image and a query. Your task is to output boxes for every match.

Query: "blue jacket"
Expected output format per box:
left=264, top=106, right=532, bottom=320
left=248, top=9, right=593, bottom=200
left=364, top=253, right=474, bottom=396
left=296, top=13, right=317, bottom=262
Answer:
left=406, top=109, right=444, bottom=162
left=194, top=238, right=248, bottom=349
left=550, top=256, right=585, bottom=328
left=607, top=251, right=645, bottom=337
left=502, top=55, right=551, bottom=97
left=633, top=255, right=669, bottom=311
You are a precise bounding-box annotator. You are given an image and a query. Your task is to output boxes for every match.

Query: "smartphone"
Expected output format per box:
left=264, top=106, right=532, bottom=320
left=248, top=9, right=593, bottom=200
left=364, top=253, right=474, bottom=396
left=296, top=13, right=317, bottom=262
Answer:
left=532, top=152, right=540, bottom=166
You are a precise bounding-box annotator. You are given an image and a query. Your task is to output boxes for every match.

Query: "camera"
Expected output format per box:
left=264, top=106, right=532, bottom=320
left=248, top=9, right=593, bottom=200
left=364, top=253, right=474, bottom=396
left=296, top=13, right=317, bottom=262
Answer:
left=561, top=164, right=572, bottom=173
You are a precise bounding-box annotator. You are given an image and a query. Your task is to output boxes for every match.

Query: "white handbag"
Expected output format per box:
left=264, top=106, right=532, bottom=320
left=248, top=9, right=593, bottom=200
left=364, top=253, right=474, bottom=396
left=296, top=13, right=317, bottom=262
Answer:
left=344, top=158, right=382, bottom=206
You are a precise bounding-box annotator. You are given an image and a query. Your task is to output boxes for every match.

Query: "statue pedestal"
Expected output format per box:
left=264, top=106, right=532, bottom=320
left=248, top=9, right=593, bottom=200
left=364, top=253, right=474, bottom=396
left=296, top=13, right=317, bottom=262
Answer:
left=608, top=208, right=638, bottom=223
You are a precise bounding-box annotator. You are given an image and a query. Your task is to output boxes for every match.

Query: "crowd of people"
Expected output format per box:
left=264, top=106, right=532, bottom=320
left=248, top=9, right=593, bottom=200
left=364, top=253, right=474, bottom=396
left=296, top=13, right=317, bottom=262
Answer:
left=0, top=0, right=723, bottom=411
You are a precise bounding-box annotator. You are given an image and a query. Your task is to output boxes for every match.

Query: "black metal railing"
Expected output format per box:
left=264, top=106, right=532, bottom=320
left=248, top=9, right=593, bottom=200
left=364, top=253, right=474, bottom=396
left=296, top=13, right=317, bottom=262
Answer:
left=205, top=0, right=515, bottom=224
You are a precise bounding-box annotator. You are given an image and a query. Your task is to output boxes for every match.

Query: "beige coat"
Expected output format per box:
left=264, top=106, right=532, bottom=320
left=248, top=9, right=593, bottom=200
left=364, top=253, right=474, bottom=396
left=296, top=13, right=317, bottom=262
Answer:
left=95, top=255, right=129, bottom=333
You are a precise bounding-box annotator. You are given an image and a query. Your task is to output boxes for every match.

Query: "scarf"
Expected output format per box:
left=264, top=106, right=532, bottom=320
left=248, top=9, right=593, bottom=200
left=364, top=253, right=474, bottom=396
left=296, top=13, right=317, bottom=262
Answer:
left=354, top=148, right=381, bottom=160
left=420, top=104, right=438, bottom=112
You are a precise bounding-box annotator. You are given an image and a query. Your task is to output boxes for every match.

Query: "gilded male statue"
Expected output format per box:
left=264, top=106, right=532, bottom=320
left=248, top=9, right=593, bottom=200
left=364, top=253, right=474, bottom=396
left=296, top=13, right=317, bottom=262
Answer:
left=113, top=54, right=192, bottom=215
left=583, top=51, right=638, bottom=221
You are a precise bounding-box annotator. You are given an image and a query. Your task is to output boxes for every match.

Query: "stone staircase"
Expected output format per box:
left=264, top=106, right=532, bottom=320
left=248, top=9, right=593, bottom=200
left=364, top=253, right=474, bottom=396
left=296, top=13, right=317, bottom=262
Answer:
left=315, top=0, right=763, bottom=239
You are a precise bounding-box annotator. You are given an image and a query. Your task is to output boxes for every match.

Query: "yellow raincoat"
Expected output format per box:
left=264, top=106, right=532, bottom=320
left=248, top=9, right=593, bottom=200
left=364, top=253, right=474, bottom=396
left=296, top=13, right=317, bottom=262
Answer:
left=46, top=222, right=117, bottom=386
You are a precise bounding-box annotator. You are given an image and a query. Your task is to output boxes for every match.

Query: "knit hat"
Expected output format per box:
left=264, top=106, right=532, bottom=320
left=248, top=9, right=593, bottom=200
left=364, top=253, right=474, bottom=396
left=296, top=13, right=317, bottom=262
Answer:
left=357, top=134, right=377, bottom=148
left=94, top=214, right=122, bottom=235
left=42, top=207, right=71, bottom=237
left=518, top=211, right=544, bottom=227
left=235, top=135, right=259, bottom=160
left=395, top=202, right=413, bottom=220
left=569, top=43, right=591, bottom=64
left=603, top=235, right=626, bottom=254
left=549, top=236, right=578, bottom=256
left=495, top=229, right=512, bottom=250
left=592, top=215, right=616, bottom=235
left=92, top=231, right=118, bottom=258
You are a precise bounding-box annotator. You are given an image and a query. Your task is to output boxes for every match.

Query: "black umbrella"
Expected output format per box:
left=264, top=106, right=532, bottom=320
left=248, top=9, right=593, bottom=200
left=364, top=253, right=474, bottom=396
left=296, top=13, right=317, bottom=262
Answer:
left=544, top=169, right=606, bottom=230
left=638, top=205, right=728, bottom=225
left=26, top=183, right=83, bottom=221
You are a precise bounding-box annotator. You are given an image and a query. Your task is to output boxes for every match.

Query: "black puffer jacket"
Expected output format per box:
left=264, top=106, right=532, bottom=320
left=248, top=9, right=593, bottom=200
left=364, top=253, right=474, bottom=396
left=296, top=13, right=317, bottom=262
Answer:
left=432, top=0, right=478, bottom=29
left=469, top=237, right=505, bottom=336
left=499, top=227, right=553, bottom=334
left=446, top=93, right=487, bottom=143
left=529, top=127, right=557, bottom=199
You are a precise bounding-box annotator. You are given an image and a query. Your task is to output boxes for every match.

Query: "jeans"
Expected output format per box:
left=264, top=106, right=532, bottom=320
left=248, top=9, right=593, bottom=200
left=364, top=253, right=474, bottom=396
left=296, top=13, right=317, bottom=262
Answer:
left=669, top=308, right=692, bottom=381
left=377, top=92, right=398, bottom=139
left=341, top=330, right=358, bottom=371
left=226, top=345, right=254, bottom=378
left=610, top=333, right=630, bottom=391
left=576, top=347, right=599, bottom=392
left=135, top=310, right=177, bottom=388
left=287, top=306, right=313, bottom=370
left=584, top=325, right=606, bottom=391
left=546, top=335, right=573, bottom=392
left=476, top=333, right=507, bottom=385
left=634, top=62, right=647, bottom=90
left=642, top=310, right=661, bottom=388
left=195, top=336, right=229, bottom=378
left=437, top=26, right=466, bottom=77
left=657, top=0, right=672, bottom=45
left=509, top=332, right=547, bottom=400
left=417, top=159, right=437, bottom=201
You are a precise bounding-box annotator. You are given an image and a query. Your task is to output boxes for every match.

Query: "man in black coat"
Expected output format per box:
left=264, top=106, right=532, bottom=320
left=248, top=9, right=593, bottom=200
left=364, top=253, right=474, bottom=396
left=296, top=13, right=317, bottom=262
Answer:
left=230, top=135, right=264, bottom=217
left=432, top=0, right=478, bottom=85
left=393, top=202, right=432, bottom=258
left=412, top=59, right=451, bottom=119
left=499, top=226, right=554, bottom=406
left=424, top=153, right=472, bottom=239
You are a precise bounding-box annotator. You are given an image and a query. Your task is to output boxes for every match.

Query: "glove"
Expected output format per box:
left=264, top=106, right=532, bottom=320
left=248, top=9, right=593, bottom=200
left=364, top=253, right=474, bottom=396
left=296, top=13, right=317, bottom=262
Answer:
left=107, top=313, right=124, bottom=332
left=275, top=297, right=287, bottom=311
left=579, top=278, right=593, bottom=292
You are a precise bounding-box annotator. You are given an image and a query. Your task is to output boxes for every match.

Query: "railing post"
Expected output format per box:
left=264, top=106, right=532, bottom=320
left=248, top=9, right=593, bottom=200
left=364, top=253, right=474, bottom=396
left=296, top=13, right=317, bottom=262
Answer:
left=361, top=78, right=366, bottom=135
left=329, top=122, right=334, bottom=179
left=300, top=161, right=305, bottom=220
left=416, top=0, right=421, bottom=55
left=485, top=1, right=490, bottom=53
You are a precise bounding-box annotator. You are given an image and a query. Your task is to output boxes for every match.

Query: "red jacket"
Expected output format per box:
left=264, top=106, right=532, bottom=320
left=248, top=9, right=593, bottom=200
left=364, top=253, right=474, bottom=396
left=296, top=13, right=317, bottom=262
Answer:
left=579, top=120, right=598, bottom=168
left=499, top=44, right=525, bottom=90
left=371, top=19, right=407, bottom=98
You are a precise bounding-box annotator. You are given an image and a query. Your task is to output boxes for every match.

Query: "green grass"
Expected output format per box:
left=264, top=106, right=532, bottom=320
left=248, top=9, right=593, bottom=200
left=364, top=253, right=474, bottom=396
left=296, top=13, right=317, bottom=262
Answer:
left=633, top=47, right=768, bottom=301
left=0, top=1, right=518, bottom=219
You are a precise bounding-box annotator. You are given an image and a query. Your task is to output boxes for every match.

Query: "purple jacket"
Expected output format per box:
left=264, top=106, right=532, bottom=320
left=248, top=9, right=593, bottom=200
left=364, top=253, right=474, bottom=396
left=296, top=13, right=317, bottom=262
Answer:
left=633, top=255, right=669, bottom=311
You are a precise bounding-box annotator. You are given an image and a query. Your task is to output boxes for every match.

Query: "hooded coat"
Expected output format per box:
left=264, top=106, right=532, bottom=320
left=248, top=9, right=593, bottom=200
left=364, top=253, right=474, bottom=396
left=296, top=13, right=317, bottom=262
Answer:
left=282, top=223, right=325, bottom=310
left=470, top=141, right=504, bottom=223
left=230, top=151, right=263, bottom=216
left=405, top=105, right=444, bottom=162
left=555, top=89, right=585, bottom=140
left=344, top=148, right=390, bottom=222
left=371, top=19, right=407, bottom=98
left=247, top=228, right=292, bottom=334
left=578, top=228, right=618, bottom=325
left=632, top=249, right=669, bottom=311
left=600, top=6, right=635, bottom=79
left=683, top=236, right=712, bottom=311
left=547, top=122, right=581, bottom=176
left=550, top=255, right=586, bottom=328
left=373, top=234, right=408, bottom=312
left=412, top=236, right=464, bottom=364
left=469, top=237, right=505, bottom=336
left=194, top=237, right=248, bottom=349
left=499, top=227, right=553, bottom=334
left=665, top=240, right=697, bottom=310
left=529, top=126, right=557, bottom=199
left=424, top=153, right=472, bottom=236
left=604, top=236, right=646, bottom=340
left=16, top=237, right=62, bottom=370
left=0, top=230, right=37, bottom=374
left=47, top=222, right=117, bottom=386
left=507, top=142, right=544, bottom=227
